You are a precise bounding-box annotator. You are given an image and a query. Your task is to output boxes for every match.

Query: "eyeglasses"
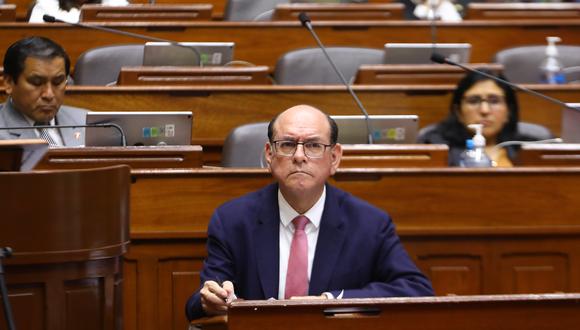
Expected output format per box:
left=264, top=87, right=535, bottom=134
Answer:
left=271, top=140, right=333, bottom=158
left=462, top=95, right=506, bottom=109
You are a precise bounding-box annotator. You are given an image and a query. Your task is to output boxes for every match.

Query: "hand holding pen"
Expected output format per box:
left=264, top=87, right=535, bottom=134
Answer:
left=200, top=279, right=237, bottom=315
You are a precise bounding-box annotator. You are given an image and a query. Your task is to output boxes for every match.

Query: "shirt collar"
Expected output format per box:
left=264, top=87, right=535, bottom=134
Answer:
left=278, top=186, right=325, bottom=229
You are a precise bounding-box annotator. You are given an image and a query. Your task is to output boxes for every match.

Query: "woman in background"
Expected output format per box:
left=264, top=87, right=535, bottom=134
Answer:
left=418, top=70, right=551, bottom=167
left=29, top=0, right=128, bottom=23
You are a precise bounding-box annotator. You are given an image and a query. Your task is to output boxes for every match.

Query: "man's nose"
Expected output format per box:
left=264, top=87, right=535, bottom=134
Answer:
left=293, top=143, right=307, bottom=161
left=40, top=83, right=55, bottom=99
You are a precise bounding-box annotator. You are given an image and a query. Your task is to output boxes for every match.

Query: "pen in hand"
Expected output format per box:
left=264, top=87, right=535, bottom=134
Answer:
left=216, top=277, right=237, bottom=304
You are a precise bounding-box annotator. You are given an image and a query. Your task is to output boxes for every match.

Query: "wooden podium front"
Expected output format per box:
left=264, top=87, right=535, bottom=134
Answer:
left=193, top=294, right=580, bottom=330
left=0, top=165, right=131, bottom=330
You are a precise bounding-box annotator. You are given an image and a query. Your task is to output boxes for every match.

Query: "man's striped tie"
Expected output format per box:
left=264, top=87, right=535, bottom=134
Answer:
left=35, top=122, right=58, bottom=146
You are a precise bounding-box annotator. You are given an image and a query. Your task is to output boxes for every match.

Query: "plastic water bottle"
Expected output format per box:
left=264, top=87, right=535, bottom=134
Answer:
left=540, top=36, right=566, bottom=85
left=459, top=124, right=492, bottom=168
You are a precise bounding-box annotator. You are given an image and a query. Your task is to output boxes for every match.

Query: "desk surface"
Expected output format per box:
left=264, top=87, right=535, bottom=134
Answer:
left=222, top=294, right=580, bottom=330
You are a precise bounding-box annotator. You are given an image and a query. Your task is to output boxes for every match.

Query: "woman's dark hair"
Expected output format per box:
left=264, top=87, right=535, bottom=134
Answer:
left=435, top=69, right=520, bottom=147
left=3, top=36, right=71, bottom=81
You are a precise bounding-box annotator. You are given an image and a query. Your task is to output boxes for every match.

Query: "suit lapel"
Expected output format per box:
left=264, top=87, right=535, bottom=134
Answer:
left=56, top=109, right=84, bottom=147
left=3, top=101, right=36, bottom=139
left=253, top=184, right=280, bottom=299
left=309, top=185, right=347, bottom=295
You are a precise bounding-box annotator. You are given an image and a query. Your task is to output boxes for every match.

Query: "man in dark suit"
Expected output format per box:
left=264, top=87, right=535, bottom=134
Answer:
left=0, top=36, right=87, bottom=146
left=186, top=105, right=433, bottom=320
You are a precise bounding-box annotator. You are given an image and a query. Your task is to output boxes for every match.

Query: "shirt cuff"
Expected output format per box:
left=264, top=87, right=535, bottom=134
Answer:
left=322, top=290, right=344, bottom=299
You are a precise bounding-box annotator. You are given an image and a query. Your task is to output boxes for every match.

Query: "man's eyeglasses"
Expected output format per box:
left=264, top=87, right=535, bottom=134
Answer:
left=462, top=95, right=506, bottom=109
left=271, top=140, right=333, bottom=158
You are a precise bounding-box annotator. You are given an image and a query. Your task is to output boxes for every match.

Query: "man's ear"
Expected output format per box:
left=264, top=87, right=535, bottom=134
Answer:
left=264, top=142, right=273, bottom=170
left=329, top=143, right=342, bottom=175
left=3, top=75, right=14, bottom=95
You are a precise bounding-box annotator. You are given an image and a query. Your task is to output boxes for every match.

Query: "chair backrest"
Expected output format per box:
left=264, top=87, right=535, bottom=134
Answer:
left=493, top=45, right=580, bottom=83
left=224, top=0, right=288, bottom=21
left=563, top=66, right=580, bottom=84
left=73, top=44, right=144, bottom=86
left=418, top=122, right=554, bottom=142
left=221, top=122, right=269, bottom=167
left=274, top=47, right=385, bottom=85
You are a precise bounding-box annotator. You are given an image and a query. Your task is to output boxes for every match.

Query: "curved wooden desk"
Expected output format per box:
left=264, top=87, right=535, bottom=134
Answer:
left=0, top=165, right=131, bottom=330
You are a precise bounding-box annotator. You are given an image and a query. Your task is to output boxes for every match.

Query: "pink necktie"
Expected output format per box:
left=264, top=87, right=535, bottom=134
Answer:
left=285, top=215, right=309, bottom=299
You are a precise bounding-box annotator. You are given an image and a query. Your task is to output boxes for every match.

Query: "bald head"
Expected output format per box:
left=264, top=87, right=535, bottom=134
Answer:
left=268, top=105, right=338, bottom=144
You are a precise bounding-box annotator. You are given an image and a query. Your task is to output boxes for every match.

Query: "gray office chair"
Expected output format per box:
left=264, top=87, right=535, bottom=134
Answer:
left=417, top=122, right=554, bottom=142
left=221, top=122, right=269, bottom=168
left=73, top=44, right=144, bottom=86
left=563, top=66, right=580, bottom=84
left=224, top=0, right=288, bottom=21
left=492, top=45, right=580, bottom=84
left=273, top=47, right=385, bottom=85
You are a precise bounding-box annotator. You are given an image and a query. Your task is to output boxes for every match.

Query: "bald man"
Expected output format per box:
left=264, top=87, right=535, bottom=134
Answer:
left=186, top=105, right=433, bottom=320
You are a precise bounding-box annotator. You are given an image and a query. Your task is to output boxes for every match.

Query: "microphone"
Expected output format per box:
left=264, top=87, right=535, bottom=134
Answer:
left=42, top=15, right=202, bottom=66
left=430, top=52, right=579, bottom=110
left=0, top=123, right=127, bottom=146
left=298, top=12, right=374, bottom=144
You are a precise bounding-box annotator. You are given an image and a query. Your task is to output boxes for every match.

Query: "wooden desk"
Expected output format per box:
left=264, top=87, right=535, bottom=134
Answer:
left=340, top=144, right=448, bottom=167
left=131, top=0, right=226, bottom=20
left=124, top=167, right=580, bottom=330
left=80, top=4, right=213, bottom=23
left=117, top=66, right=272, bottom=86
left=206, top=294, right=580, bottom=330
left=272, top=3, right=405, bottom=21
left=354, top=63, right=504, bottom=85
left=2, top=20, right=580, bottom=69
left=467, top=3, right=580, bottom=20
left=518, top=143, right=580, bottom=166
left=0, top=4, right=16, bottom=21
left=34, top=145, right=203, bottom=170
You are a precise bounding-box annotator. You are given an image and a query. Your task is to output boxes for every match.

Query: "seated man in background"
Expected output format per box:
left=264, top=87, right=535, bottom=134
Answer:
left=186, top=104, right=434, bottom=320
left=0, top=36, right=88, bottom=146
left=418, top=70, right=553, bottom=166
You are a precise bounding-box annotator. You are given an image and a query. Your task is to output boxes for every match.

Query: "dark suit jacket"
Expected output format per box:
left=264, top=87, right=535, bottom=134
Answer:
left=185, top=183, right=433, bottom=320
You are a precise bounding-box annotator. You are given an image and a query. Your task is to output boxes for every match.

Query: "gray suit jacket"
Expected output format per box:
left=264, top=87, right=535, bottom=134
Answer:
left=0, top=100, right=88, bottom=146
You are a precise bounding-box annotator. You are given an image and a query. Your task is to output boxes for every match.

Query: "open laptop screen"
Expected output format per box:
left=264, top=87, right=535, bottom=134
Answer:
left=384, top=43, right=471, bottom=64
left=331, top=115, right=419, bottom=144
left=143, top=42, right=235, bottom=67
left=85, top=111, right=193, bottom=146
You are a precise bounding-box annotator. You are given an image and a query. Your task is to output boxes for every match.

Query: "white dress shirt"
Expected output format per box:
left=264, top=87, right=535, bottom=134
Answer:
left=29, top=0, right=129, bottom=23
left=277, top=186, right=325, bottom=300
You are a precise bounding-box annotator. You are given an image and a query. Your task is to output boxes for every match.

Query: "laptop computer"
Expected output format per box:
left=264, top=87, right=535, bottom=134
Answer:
left=142, top=42, right=235, bottom=67
left=384, top=43, right=471, bottom=64
left=331, top=115, right=419, bottom=144
left=561, top=103, right=580, bottom=143
left=85, top=111, right=193, bottom=146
